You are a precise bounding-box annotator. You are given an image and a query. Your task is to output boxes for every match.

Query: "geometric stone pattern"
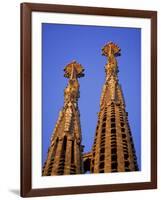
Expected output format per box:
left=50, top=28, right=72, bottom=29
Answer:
left=90, top=42, right=138, bottom=173
left=42, top=61, right=84, bottom=176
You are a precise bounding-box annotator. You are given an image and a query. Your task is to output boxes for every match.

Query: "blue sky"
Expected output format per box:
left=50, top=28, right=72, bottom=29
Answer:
left=42, top=23, right=141, bottom=170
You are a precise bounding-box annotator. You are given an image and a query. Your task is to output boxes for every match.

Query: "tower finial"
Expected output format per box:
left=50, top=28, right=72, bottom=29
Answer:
left=64, top=60, right=84, bottom=105
left=102, top=41, right=121, bottom=57
left=64, top=60, right=84, bottom=79
left=102, top=42, right=121, bottom=78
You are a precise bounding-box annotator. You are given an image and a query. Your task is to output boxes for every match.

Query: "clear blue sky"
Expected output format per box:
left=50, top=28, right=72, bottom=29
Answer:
left=42, top=23, right=141, bottom=170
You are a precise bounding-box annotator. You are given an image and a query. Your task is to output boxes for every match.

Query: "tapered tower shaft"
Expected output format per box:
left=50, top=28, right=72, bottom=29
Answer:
left=42, top=61, right=84, bottom=176
left=91, top=42, right=138, bottom=173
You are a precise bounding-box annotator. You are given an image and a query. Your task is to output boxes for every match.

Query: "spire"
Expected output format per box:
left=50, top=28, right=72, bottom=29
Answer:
left=42, top=60, right=84, bottom=176
left=90, top=42, right=138, bottom=173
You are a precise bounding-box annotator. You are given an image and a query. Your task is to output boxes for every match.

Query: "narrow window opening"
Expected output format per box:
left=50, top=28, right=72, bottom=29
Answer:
left=124, top=154, right=129, bottom=160
left=111, top=128, right=116, bottom=133
left=111, top=118, right=115, bottom=122
left=103, top=117, right=106, bottom=121
left=111, top=162, right=117, bottom=169
left=111, top=155, right=117, bottom=161
left=100, top=154, right=105, bottom=161
left=125, top=161, right=130, bottom=167
left=111, top=148, right=117, bottom=154
left=100, top=148, right=105, bottom=153
left=102, top=123, right=106, bottom=128
left=121, top=128, right=125, bottom=132
left=99, top=162, right=104, bottom=169
left=102, top=128, right=106, bottom=133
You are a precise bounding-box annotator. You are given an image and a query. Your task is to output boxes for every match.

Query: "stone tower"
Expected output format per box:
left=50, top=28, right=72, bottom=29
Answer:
left=42, top=61, right=84, bottom=176
left=90, top=42, right=138, bottom=173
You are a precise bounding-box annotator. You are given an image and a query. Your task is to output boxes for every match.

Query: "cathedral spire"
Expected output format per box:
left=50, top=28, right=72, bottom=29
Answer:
left=42, top=61, right=84, bottom=176
left=90, top=42, right=138, bottom=173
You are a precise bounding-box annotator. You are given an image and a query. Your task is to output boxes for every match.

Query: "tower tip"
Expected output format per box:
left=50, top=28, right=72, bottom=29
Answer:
left=102, top=42, right=121, bottom=57
left=64, top=60, right=85, bottom=78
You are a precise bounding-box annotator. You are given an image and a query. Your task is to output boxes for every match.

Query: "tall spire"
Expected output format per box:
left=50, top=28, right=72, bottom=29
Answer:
left=90, top=42, right=138, bottom=173
left=42, top=61, right=84, bottom=176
